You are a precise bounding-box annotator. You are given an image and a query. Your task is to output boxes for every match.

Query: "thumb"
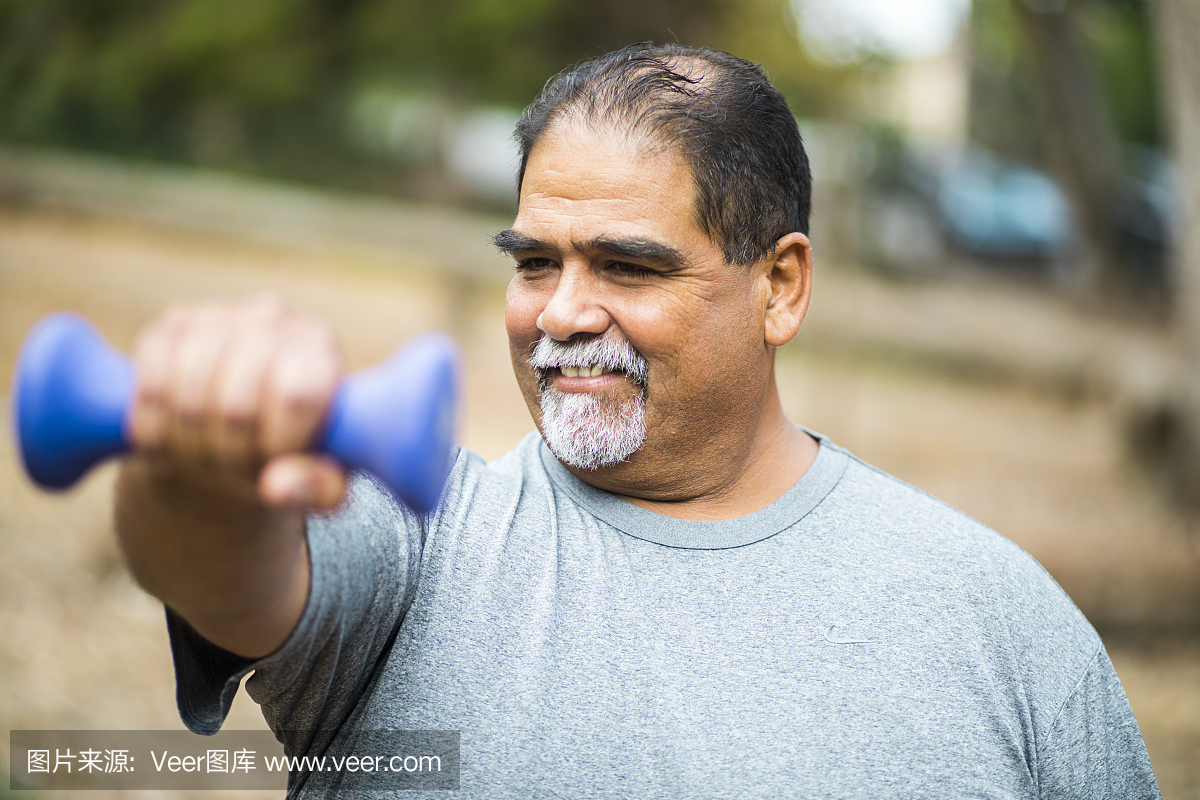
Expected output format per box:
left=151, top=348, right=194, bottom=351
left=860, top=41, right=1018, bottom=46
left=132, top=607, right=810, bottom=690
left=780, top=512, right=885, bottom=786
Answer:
left=258, top=454, right=348, bottom=512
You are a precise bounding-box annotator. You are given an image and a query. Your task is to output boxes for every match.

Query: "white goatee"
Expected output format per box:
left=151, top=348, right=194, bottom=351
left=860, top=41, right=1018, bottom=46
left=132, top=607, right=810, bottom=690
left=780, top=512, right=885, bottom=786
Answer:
left=528, top=334, right=648, bottom=470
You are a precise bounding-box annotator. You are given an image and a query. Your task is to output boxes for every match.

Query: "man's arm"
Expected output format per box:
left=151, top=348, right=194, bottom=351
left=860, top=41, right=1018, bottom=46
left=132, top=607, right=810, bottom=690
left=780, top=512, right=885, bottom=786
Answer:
left=113, top=297, right=347, bottom=658
left=1037, top=646, right=1161, bottom=799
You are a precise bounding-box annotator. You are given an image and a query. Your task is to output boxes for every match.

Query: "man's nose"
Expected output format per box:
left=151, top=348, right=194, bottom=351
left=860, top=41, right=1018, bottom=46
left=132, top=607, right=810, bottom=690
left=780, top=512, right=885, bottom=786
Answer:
left=536, top=267, right=610, bottom=341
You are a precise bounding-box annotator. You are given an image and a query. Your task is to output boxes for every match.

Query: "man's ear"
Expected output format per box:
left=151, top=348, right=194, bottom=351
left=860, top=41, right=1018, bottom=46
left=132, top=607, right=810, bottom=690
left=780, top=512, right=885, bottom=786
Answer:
left=761, top=232, right=813, bottom=347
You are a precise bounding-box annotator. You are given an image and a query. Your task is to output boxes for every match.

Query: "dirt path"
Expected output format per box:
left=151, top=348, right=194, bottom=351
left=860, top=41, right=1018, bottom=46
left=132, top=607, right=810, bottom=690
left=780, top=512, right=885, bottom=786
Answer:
left=2, top=205, right=1197, bottom=797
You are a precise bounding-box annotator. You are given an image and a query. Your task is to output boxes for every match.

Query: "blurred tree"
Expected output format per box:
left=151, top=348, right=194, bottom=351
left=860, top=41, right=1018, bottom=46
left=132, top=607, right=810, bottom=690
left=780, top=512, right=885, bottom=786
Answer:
left=1150, top=0, right=1200, bottom=505
left=0, top=0, right=855, bottom=193
left=969, top=0, right=1049, bottom=164
left=342, top=0, right=723, bottom=106
left=1010, top=0, right=1126, bottom=300
left=1082, top=0, right=1161, bottom=146
left=0, top=0, right=351, bottom=163
left=967, top=0, right=1165, bottom=301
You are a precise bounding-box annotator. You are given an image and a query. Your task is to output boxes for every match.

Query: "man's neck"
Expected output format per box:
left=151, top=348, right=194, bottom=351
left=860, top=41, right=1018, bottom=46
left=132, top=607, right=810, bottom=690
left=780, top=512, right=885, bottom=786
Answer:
left=560, top=395, right=820, bottom=521
left=619, top=421, right=818, bottom=521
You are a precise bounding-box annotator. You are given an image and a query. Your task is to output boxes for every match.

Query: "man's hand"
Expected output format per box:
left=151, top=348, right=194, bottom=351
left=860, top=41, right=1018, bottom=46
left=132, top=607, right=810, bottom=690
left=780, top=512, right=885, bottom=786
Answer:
left=129, top=295, right=347, bottom=508
left=115, top=296, right=347, bottom=658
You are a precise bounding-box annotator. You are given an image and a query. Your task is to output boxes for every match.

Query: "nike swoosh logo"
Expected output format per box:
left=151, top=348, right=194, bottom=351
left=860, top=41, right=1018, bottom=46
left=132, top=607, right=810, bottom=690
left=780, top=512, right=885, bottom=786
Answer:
left=824, top=624, right=873, bottom=644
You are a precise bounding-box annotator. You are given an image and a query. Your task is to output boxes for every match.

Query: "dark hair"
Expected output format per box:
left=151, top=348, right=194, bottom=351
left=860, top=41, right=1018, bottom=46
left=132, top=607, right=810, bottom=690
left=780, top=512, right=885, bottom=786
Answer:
left=514, top=43, right=811, bottom=265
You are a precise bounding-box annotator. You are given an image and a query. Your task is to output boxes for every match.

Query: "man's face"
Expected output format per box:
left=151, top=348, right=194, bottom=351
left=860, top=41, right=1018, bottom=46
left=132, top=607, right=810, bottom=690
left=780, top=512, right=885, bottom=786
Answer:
left=501, top=121, right=775, bottom=489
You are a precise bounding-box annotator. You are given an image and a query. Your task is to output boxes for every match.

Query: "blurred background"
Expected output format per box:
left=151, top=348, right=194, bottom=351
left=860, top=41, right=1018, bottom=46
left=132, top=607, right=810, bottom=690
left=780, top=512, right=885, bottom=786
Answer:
left=1, top=0, right=1199, bottom=796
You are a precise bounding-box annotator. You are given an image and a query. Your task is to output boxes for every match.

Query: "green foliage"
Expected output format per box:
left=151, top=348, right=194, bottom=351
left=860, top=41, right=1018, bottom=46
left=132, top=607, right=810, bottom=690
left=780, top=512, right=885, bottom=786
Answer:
left=1078, top=0, right=1160, bottom=146
left=968, top=0, right=1050, bottom=163
left=709, top=0, right=859, bottom=119
left=0, top=0, right=861, bottom=187
left=0, top=0, right=1164, bottom=192
left=0, top=0, right=343, bottom=157
left=967, top=0, right=1161, bottom=167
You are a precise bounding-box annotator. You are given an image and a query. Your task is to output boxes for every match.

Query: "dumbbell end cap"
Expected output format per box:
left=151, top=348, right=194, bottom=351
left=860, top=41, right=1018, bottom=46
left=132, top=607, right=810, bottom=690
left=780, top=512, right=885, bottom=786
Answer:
left=13, top=313, right=134, bottom=489
left=322, top=332, right=460, bottom=514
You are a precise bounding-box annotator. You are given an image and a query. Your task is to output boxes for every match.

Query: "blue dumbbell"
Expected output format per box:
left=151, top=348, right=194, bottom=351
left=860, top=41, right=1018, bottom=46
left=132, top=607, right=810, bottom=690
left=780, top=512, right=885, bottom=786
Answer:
left=12, top=312, right=459, bottom=513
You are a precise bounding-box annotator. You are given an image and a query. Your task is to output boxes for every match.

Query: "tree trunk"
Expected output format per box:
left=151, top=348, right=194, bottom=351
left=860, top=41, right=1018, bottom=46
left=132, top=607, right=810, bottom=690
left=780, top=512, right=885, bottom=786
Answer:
left=1010, top=0, right=1126, bottom=300
left=1151, top=0, right=1200, bottom=504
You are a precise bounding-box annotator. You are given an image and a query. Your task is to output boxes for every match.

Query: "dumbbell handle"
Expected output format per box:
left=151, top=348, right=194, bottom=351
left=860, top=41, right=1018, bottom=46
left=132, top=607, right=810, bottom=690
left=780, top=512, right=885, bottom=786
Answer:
left=12, top=313, right=459, bottom=513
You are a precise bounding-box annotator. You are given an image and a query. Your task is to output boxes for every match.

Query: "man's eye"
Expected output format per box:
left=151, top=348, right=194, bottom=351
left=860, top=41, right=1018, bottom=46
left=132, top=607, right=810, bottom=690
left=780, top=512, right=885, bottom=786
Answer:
left=515, top=257, right=556, bottom=271
left=610, top=262, right=653, bottom=278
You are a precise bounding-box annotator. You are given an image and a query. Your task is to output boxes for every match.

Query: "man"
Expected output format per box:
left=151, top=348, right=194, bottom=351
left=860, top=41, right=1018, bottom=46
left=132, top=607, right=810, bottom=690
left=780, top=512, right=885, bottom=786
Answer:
left=115, top=44, right=1160, bottom=797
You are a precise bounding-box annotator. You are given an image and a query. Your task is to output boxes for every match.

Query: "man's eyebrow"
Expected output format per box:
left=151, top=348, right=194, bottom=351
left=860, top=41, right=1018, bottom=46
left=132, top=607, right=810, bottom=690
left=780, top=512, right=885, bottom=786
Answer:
left=491, top=229, right=546, bottom=253
left=491, top=229, right=688, bottom=268
left=583, top=236, right=688, bottom=268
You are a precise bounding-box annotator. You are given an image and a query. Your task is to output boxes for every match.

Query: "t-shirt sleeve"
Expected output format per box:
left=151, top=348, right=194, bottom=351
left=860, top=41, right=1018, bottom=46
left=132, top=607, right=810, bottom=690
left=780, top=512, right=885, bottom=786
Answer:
left=1037, top=646, right=1161, bottom=799
left=167, top=470, right=428, bottom=758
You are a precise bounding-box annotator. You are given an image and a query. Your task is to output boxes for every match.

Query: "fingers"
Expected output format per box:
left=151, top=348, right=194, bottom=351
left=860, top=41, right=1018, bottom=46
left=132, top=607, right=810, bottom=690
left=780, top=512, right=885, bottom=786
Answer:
left=260, top=327, right=342, bottom=457
left=212, top=324, right=279, bottom=469
left=170, top=305, right=232, bottom=460
left=258, top=455, right=348, bottom=511
left=127, top=296, right=347, bottom=503
left=130, top=303, right=189, bottom=452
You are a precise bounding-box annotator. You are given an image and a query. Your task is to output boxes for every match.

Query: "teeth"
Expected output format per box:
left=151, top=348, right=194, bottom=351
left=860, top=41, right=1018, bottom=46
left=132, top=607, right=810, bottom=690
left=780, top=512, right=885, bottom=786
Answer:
left=560, top=365, right=611, bottom=378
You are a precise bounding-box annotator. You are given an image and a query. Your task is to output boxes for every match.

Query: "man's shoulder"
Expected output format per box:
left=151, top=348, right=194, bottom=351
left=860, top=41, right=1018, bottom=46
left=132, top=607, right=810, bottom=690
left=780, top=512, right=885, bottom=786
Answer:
left=817, top=438, right=1101, bottom=648
left=425, top=432, right=554, bottom=519
left=444, top=432, right=548, bottom=491
left=815, top=440, right=1105, bottom=723
left=821, top=439, right=1032, bottom=562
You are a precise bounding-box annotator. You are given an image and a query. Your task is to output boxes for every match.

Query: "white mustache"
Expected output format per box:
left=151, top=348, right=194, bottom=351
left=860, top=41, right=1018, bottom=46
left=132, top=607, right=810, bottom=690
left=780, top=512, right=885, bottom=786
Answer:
left=528, top=334, right=648, bottom=388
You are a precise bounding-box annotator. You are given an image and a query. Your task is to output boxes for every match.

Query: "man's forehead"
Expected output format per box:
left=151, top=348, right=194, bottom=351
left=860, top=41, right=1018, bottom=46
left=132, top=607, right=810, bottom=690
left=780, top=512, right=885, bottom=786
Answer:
left=503, top=122, right=710, bottom=262
left=522, top=119, right=689, bottom=196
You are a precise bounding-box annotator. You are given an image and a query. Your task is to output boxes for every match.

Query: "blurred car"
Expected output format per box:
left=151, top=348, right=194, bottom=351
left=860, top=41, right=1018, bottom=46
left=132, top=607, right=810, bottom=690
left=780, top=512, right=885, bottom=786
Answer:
left=936, top=149, right=1070, bottom=258
left=860, top=138, right=1170, bottom=294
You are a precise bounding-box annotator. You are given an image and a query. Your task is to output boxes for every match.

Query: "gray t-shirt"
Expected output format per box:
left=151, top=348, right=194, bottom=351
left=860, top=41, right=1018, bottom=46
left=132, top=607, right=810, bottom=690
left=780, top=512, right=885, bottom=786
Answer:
left=170, top=432, right=1160, bottom=798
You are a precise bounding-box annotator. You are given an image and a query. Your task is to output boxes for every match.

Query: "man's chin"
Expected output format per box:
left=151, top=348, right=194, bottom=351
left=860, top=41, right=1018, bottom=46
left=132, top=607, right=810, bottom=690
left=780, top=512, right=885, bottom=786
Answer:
left=539, top=389, right=646, bottom=471
left=545, top=440, right=645, bottom=472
